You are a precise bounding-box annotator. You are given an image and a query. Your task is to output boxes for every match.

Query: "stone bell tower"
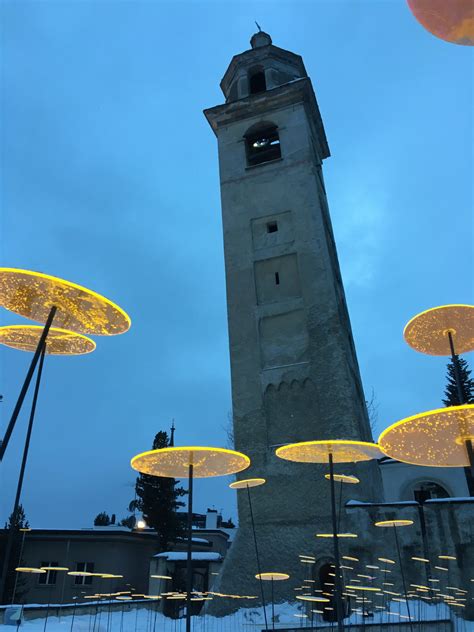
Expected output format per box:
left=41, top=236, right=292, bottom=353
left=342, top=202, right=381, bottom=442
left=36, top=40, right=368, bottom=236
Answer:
left=204, top=32, right=382, bottom=610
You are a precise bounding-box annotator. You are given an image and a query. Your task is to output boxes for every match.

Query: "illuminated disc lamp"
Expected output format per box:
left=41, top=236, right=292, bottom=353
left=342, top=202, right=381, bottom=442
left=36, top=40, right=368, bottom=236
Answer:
left=228, top=477, right=268, bottom=626
left=403, top=305, right=474, bottom=356
left=0, top=268, right=131, bottom=336
left=229, top=478, right=266, bottom=489
left=0, top=325, right=96, bottom=355
left=131, top=446, right=250, bottom=632
left=255, top=572, right=289, bottom=626
left=324, top=474, right=359, bottom=484
left=0, top=268, right=130, bottom=600
left=276, top=439, right=380, bottom=632
left=378, top=405, right=474, bottom=471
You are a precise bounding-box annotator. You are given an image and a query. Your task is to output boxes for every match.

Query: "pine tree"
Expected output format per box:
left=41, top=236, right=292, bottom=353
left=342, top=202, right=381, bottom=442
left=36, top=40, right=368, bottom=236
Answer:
left=93, top=512, right=112, bottom=526
left=1, top=505, right=30, bottom=603
left=442, top=355, right=474, bottom=406
left=133, top=431, right=187, bottom=549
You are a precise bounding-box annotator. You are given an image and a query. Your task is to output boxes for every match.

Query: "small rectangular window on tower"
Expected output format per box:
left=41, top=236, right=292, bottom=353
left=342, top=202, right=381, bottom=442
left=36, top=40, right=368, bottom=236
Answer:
left=267, top=221, right=278, bottom=234
left=275, top=272, right=280, bottom=285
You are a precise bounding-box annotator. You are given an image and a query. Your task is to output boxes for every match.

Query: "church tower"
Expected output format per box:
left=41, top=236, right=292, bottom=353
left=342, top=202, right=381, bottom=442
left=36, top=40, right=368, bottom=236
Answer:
left=204, top=32, right=382, bottom=610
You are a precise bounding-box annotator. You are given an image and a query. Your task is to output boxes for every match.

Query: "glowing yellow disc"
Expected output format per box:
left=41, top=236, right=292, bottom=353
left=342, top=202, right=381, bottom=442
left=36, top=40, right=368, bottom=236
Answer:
left=131, top=446, right=250, bottom=479
left=276, top=440, right=381, bottom=464
left=404, top=305, right=474, bottom=356
left=0, top=325, right=96, bottom=355
left=0, top=268, right=131, bottom=335
left=229, top=478, right=266, bottom=489
left=378, top=558, right=396, bottom=565
left=296, top=595, right=330, bottom=602
left=316, top=533, right=358, bottom=538
left=374, top=520, right=414, bottom=528
left=324, top=474, right=359, bottom=484
left=40, top=566, right=69, bottom=571
left=346, top=585, right=381, bottom=592
left=379, top=405, right=474, bottom=467
left=255, top=572, right=289, bottom=581
left=15, top=567, right=46, bottom=573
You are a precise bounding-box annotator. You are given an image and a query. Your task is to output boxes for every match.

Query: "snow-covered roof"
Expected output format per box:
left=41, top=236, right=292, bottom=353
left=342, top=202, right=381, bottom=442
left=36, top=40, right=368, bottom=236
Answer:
left=154, top=552, right=222, bottom=561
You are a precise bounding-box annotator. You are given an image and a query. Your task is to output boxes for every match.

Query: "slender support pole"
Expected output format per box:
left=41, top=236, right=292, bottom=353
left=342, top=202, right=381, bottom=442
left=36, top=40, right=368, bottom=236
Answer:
left=337, top=480, right=343, bottom=533
left=11, top=530, right=28, bottom=604
left=0, top=344, right=47, bottom=603
left=43, top=581, right=53, bottom=632
left=59, top=540, right=71, bottom=622
left=271, top=577, right=274, bottom=631
left=0, top=305, right=56, bottom=462
left=186, top=463, right=194, bottom=632
left=393, top=525, right=413, bottom=632
left=466, top=439, right=474, bottom=479
left=417, top=503, right=432, bottom=591
left=447, top=332, right=464, bottom=404
left=70, top=599, right=77, bottom=632
left=328, top=453, right=344, bottom=632
left=246, top=484, right=268, bottom=631
left=447, top=331, right=474, bottom=494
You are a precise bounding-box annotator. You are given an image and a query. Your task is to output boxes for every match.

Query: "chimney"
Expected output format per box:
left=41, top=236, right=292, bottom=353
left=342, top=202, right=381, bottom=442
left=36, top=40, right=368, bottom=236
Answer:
left=205, top=508, right=218, bottom=530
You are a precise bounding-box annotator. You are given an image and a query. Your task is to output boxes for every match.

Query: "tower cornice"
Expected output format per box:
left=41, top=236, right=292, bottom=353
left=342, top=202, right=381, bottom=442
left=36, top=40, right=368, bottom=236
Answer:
left=204, top=77, right=330, bottom=160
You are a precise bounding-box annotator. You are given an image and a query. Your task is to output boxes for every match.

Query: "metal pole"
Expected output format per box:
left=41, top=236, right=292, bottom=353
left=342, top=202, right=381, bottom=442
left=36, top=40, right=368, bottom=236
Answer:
left=337, top=479, right=343, bottom=533
left=0, top=305, right=56, bottom=461
left=59, top=540, right=71, bottom=622
left=0, top=344, right=47, bottom=603
left=447, top=332, right=464, bottom=404
left=186, top=462, right=193, bottom=632
left=246, top=484, right=269, bottom=631
left=328, top=453, right=344, bottom=632
left=417, top=503, right=432, bottom=590
left=447, top=331, right=474, bottom=494
left=393, top=525, right=414, bottom=632
left=11, top=529, right=29, bottom=604
left=70, top=599, right=77, bottom=632
left=43, top=581, right=54, bottom=632
left=271, top=577, right=274, bottom=631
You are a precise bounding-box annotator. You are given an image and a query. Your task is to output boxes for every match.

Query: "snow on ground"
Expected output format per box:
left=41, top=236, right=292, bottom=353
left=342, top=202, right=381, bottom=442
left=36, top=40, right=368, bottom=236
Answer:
left=0, top=600, right=473, bottom=630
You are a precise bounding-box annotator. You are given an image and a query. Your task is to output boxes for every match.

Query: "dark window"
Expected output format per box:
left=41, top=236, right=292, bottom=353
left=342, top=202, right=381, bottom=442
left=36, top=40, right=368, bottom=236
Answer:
left=318, top=563, right=338, bottom=622
left=38, top=561, right=58, bottom=585
left=245, top=125, right=281, bottom=167
left=413, top=482, right=449, bottom=503
left=74, top=562, right=95, bottom=585
left=249, top=70, right=266, bottom=94
left=275, top=272, right=280, bottom=285
left=267, top=221, right=278, bottom=233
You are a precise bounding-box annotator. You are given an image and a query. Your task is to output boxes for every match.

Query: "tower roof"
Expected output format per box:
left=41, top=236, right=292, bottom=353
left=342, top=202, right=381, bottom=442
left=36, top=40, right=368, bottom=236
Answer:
left=219, top=36, right=308, bottom=100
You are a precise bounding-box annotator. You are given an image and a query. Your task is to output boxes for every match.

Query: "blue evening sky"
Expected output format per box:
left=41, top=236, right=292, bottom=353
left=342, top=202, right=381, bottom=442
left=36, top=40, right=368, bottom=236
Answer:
left=0, top=1, right=472, bottom=529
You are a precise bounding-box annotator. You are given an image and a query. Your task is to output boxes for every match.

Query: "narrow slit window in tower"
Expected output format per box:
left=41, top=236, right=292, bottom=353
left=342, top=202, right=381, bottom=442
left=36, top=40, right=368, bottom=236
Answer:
left=275, top=272, right=280, bottom=285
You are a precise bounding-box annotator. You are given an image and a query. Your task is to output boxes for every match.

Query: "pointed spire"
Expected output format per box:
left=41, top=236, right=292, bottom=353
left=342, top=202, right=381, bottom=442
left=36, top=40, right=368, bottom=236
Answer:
left=169, top=420, right=175, bottom=447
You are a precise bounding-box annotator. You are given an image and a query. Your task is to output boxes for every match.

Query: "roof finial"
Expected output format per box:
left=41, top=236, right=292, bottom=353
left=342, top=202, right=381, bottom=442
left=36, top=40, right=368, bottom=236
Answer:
left=250, top=29, right=272, bottom=49
left=255, top=20, right=262, bottom=32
